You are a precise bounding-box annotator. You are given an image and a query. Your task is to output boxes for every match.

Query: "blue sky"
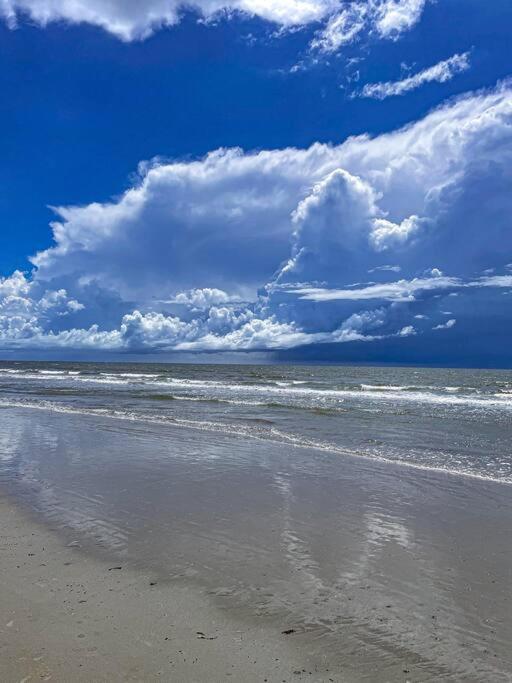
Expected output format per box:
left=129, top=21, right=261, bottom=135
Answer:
left=1, top=0, right=511, bottom=364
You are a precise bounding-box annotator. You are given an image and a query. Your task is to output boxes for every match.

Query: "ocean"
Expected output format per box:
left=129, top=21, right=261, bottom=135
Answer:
left=0, top=361, right=511, bottom=483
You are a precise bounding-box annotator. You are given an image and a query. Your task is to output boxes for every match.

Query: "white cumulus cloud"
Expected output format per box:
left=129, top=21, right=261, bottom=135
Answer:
left=373, top=0, right=426, bottom=39
left=164, top=288, right=239, bottom=308
left=0, top=271, right=84, bottom=344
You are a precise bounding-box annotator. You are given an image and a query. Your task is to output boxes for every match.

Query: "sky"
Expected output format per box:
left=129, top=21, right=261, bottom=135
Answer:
left=0, top=0, right=511, bottom=365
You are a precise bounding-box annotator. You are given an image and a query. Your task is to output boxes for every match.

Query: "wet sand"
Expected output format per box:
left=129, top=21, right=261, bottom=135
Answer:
left=1, top=406, right=512, bottom=681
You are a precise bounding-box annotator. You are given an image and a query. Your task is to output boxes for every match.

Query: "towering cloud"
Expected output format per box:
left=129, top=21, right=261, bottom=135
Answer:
left=0, top=82, right=511, bottom=353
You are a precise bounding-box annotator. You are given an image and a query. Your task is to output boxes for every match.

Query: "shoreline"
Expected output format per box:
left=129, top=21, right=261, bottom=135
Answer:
left=1, top=399, right=511, bottom=486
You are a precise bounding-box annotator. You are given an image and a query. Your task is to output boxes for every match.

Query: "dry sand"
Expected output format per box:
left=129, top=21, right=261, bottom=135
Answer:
left=0, top=495, right=339, bottom=683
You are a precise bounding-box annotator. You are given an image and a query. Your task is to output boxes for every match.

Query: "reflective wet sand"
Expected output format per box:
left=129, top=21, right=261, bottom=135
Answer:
left=1, top=406, right=511, bottom=681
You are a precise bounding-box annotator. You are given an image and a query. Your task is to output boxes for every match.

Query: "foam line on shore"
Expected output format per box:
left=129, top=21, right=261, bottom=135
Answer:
left=2, top=398, right=511, bottom=486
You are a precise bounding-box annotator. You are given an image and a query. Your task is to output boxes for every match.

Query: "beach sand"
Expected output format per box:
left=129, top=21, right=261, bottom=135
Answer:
left=0, top=495, right=330, bottom=683
left=1, top=407, right=512, bottom=682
